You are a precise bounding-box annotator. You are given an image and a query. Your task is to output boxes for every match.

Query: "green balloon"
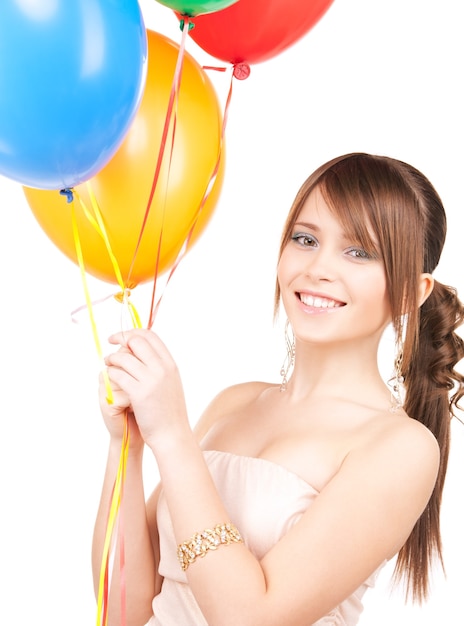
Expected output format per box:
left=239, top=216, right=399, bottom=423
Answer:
left=156, top=0, right=239, bottom=17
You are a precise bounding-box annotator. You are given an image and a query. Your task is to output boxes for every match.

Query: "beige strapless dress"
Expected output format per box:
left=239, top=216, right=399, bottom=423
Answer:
left=146, top=450, right=382, bottom=626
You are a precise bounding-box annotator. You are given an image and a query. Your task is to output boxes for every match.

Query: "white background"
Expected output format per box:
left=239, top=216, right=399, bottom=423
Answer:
left=0, top=0, right=462, bottom=624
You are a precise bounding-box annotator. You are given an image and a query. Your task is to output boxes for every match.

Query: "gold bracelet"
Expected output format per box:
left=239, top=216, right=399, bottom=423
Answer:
left=177, top=522, right=243, bottom=571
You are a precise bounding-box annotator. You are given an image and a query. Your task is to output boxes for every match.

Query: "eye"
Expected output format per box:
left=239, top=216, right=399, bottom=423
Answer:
left=291, top=232, right=318, bottom=248
left=346, top=247, right=372, bottom=260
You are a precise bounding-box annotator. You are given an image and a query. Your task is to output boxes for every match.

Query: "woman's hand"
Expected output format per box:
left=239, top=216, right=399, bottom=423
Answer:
left=98, top=357, right=144, bottom=451
left=104, top=329, right=189, bottom=450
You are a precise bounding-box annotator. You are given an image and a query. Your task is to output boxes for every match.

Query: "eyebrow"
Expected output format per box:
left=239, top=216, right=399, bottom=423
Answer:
left=294, top=220, right=380, bottom=252
left=294, top=221, right=320, bottom=231
left=294, top=220, right=353, bottom=242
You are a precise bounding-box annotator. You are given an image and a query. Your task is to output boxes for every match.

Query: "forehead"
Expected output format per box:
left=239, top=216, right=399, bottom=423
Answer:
left=294, top=185, right=379, bottom=247
left=295, top=188, right=348, bottom=233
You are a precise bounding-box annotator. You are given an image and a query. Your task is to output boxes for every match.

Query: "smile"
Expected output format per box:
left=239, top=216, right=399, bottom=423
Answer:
left=298, top=293, right=345, bottom=309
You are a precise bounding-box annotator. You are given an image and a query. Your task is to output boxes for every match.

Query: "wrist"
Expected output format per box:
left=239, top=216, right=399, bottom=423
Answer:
left=145, top=422, right=195, bottom=457
left=108, top=435, right=144, bottom=459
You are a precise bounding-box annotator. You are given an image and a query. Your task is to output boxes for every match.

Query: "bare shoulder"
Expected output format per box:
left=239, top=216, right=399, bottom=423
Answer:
left=343, top=411, right=440, bottom=522
left=193, top=381, right=275, bottom=441
left=364, top=411, right=440, bottom=467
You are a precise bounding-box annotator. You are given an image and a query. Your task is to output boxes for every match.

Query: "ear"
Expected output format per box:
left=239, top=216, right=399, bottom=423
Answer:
left=418, top=273, right=434, bottom=306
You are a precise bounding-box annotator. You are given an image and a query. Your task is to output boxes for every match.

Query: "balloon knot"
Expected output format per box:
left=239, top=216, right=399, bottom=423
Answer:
left=233, top=63, right=251, bottom=80
left=60, top=188, right=74, bottom=203
left=114, top=288, right=131, bottom=304
left=179, top=18, right=195, bottom=31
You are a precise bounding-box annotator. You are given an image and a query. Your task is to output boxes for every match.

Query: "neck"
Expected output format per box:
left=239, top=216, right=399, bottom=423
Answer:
left=285, top=337, right=390, bottom=406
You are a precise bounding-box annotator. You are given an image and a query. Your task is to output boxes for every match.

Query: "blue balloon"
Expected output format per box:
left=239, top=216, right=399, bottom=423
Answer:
left=0, top=0, right=147, bottom=189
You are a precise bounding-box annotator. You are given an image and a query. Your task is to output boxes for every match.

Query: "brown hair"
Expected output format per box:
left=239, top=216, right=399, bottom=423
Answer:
left=275, top=153, right=464, bottom=601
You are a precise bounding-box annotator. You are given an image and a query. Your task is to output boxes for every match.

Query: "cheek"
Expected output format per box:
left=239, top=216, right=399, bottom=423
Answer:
left=276, top=254, right=287, bottom=287
left=276, top=253, right=295, bottom=305
left=277, top=248, right=296, bottom=282
left=362, top=273, right=390, bottom=312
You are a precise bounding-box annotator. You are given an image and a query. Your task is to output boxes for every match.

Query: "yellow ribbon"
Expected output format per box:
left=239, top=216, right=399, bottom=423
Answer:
left=68, top=186, right=140, bottom=626
left=95, top=412, right=130, bottom=626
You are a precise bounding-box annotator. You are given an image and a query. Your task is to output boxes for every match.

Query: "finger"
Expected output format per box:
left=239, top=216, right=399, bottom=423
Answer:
left=105, top=360, right=150, bottom=398
left=108, top=329, right=145, bottom=347
left=111, top=331, right=165, bottom=369
left=127, top=331, right=175, bottom=368
left=99, top=369, right=125, bottom=393
left=108, top=329, right=168, bottom=359
left=104, top=345, right=132, bottom=367
left=106, top=350, right=154, bottom=382
left=107, top=336, right=126, bottom=350
left=104, top=370, right=137, bottom=406
left=107, top=330, right=176, bottom=377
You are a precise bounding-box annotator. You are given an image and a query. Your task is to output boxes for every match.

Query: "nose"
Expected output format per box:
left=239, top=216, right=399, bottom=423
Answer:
left=304, top=247, right=338, bottom=282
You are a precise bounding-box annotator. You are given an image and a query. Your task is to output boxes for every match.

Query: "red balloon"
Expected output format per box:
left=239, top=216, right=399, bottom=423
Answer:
left=187, top=0, right=336, bottom=65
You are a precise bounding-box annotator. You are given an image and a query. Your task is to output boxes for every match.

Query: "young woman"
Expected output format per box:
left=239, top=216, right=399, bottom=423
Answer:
left=92, top=153, right=464, bottom=626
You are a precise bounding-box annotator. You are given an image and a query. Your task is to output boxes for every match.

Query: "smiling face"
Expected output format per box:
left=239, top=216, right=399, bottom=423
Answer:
left=275, top=153, right=445, bottom=375
left=277, top=186, right=391, bottom=348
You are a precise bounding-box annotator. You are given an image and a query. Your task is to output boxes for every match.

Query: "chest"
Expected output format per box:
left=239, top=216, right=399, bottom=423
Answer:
left=201, top=398, right=364, bottom=492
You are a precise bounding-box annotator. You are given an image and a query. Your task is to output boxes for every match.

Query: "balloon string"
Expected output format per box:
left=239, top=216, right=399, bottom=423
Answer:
left=118, top=415, right=129, bottom=626
left=126, top=16, right=191, bottom=291
left=71, top=292, right=116, bottom=324
left=146, top=107, right=180, bottom=329
left=67, top=190, right=137, bottom=626
left=70, top=197, right=113, bottom=403
left=72, top=188, right=142, bottom=333
left=147, top=86, right=180, bottom=330
left=202, top=65, right=227, bottom=72
left=84, top=183, right=126, bottom=289
left=146, top=66, right=235, bottom=329
left=96, top=411, right=130, bottom=626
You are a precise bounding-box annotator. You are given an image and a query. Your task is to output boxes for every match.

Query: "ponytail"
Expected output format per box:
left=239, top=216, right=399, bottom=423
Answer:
left=394, top=280, right=464, bottom=600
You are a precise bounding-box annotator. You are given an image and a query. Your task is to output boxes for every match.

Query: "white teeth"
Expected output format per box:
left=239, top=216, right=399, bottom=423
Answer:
left=300, top=294, right=340, bottom=308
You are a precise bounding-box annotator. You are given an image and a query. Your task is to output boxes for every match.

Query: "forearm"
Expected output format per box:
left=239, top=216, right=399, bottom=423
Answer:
left=150, top=431, right=268, bottom=626
left=102, top=330, right=270, bottom=624
left=92, top=441, right=156, bottom=626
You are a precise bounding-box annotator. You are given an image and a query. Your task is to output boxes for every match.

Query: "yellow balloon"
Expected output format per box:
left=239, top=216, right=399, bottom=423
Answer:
left=24, top=30, right=224, bottom=288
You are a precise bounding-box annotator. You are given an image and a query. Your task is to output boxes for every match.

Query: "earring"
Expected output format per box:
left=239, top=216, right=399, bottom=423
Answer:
left=280, top=319, right=295, bottom=392
left=388, top=342, right=405, bottom=412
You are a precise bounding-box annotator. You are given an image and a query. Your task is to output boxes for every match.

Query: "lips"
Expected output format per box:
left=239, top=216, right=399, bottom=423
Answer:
left=298, top=293, right=346, bottom=309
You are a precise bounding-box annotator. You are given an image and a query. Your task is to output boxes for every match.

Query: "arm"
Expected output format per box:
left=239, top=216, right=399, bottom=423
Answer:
left=106, top=329, right=440, bottom=626
left=91, top=373, right=158, bottom=626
